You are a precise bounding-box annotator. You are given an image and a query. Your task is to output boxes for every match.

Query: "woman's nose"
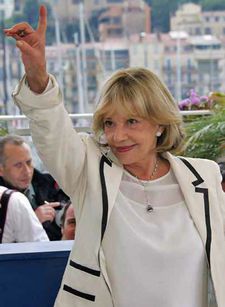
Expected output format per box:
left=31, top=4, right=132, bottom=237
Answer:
left=113, top=126, right=127, bottom=142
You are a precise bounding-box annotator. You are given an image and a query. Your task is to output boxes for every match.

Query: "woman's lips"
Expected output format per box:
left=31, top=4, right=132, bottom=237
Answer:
left=116, top=145, right=136, bottom=153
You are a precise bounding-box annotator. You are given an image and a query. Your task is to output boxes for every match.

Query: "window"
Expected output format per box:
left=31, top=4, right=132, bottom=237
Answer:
left=195, top=27, right=201, bottom=35
left=111, top=17, right=121, bottom=24
left=214, top=16, right=220, bottom=22
left=187, top=59, right=192, bottom=68
left=204, top=27, right=211, bottom=35
left=107, top=28, right=122, bottom=35
left=165, top=59, right=171, bottom=69
left=14, top=0, right=21, bottom=10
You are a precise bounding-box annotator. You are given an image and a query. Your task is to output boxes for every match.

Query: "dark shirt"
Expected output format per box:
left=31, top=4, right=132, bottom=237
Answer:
left=0, top=169, right=69, bottom=240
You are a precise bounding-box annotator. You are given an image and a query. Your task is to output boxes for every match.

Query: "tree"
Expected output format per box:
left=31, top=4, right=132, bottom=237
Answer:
left=144, top=0, right=203, bottom=32
left=201, top=0, right=225, bottom=11
left=5, top=0, right=55, bottom=44
left=23, top=0, right=40, bottom=28
left=182, top=106, right=225, bottom=161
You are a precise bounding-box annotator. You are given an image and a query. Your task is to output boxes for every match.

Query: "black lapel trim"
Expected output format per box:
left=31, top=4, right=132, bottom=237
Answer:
left=99, top=155, right=112, bottom=241
left=179, top=157, right=211, bottom=267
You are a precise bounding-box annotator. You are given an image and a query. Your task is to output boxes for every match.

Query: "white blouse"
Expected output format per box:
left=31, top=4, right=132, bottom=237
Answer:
left=102, top=169, right=208, bottom=307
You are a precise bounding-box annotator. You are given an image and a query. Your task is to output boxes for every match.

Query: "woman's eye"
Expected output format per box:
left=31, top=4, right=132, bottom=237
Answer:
left=127, top=118, right=138, bottom=125
left=104, top=120, right=113, bottom=128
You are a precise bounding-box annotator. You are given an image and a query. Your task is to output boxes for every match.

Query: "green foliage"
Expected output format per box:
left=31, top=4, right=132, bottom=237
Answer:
left=201, top=0, right=225, bottom=11
left=0, top=123, right=8, bottom=136
left=144, top=0, right=200, bottom=32
left=5, top=0, right=39, bottom=28
left=4, top=0, right=225, bottom=42
left=4, top=14, right=24, bottom=27
left=144, top=0, right=223, bottom=32
left=4, top=0, right=54, bottom=44
left=23, top=0, right=39, bottom=28
left=183, top=107, right=225, bottom=161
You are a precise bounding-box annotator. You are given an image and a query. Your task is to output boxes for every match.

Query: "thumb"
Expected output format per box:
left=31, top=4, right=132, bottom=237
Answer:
left=16, top=40, right=33, bottom=54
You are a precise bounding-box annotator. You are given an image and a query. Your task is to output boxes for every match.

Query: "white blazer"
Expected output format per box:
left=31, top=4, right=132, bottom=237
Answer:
left=13, top=75, right=225, bottom=307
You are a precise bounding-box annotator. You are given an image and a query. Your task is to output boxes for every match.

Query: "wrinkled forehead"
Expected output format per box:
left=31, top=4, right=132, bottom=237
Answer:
left=4, top=143, right=32, bottom=161
left=66, top=205, right=75, bottom=219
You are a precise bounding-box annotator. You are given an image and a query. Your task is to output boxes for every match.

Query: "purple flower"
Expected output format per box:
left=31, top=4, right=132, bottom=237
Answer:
left=178, top=98, right=191, bottom=109
left=179, top=89, right=209, bottom=110
left=190, top=96, right=201, bottom=105
left=200, top=95, right=209, bottom=102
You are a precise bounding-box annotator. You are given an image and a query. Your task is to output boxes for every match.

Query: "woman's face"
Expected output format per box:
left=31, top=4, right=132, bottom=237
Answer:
left=103, top=111, right=160, bottom=167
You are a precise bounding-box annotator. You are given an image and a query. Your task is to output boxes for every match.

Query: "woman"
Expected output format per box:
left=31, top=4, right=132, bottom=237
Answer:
left=5, top=6, right=225, bottom=307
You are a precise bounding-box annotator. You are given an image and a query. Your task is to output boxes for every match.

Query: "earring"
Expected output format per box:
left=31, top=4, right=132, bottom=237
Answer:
left=99, top=133, right=107, bottom=144
left=156, top=131, right=162, bottom=137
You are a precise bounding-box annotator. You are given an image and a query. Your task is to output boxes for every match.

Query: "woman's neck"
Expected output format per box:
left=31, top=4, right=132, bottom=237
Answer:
left=124, top=156, right=170, bottom=181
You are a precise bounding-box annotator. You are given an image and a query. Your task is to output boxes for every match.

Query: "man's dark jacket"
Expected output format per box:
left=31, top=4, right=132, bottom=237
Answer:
left=0, top=169, right=69, bottom=240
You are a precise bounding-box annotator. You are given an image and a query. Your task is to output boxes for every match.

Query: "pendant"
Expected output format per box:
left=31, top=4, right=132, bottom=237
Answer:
left=146, top=205, right=153, bottom=213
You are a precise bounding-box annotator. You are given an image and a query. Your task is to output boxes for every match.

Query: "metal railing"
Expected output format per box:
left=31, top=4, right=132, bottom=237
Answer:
left=0, top=110, right=212, bottom=136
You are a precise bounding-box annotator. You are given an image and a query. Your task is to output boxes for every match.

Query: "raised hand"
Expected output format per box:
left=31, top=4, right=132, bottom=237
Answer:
left=4, top=5, right=49, bottom=93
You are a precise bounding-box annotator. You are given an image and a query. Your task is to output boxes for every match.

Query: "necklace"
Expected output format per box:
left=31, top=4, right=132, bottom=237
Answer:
left=133, top=158, right=159, bottom=181
left=135, top=158, right=159, bottom=213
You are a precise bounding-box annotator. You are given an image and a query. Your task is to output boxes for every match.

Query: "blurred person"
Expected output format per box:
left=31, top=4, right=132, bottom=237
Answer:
left=0, top=186, right=49, bottom=243
left=60, top=201, right=76, bottom=240
left=5, top=6, right=225, bottom=307
left=0, top=135, right=69, bottom=240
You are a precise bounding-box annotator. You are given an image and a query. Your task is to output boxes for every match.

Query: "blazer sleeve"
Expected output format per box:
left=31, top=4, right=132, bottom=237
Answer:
left=215, top=164, right=225, bottom=233
left=12, top=75, right=87, bottom=205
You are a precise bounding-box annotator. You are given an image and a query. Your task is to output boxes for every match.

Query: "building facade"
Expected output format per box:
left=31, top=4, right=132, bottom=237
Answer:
left=171, top=3, right=225, bottom=38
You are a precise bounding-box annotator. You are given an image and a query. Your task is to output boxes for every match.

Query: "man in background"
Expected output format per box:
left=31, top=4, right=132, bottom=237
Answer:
left=0, top=186, right=49, bottom=243
left=0, top=135, right=69, bottom=240
left=60, top=201, right=76, bottom=240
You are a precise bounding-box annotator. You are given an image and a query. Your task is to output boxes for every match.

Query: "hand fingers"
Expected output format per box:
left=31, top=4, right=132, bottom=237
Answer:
left=37, top=5, right=47, bottom=35
left=50, top=202, right=61, bottom=208
left=46, top=208, right=55, bottom=222
left=42, top=212, right=55, bottom=223
left=44, top=202, right=61, bottom=208
left=4, top=22, right=34, bottom=38
left=36, top=206, right=56, bottom=223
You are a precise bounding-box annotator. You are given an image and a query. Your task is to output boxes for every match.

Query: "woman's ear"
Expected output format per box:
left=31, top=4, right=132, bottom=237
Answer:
left=99, top=133, right=107, bottom=144
left=155, top=126, right=164, bottom=137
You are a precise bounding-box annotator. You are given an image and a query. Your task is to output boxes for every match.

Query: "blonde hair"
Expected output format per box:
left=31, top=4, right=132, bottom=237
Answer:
left=92, top=67, right=185, bottom=152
